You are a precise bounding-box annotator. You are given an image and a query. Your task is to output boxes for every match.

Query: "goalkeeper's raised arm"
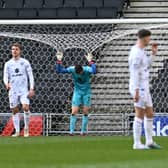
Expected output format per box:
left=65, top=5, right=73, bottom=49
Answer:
left=55, top=51, right=96, bottom=74
left=55, top=51, right=96, bottom=135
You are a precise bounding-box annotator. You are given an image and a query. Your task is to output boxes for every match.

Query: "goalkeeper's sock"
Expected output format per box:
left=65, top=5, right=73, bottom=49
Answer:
left=24, top=111, right=30, bottom=130
left=12, top=113, right=20, bottom=133
left=81, top=114, right=88, bottom=134
left=70, top=114, right=77, bottom=134
left=144, top=117, right=153, bottom=145
left=133, top=117, right=143, bottom=145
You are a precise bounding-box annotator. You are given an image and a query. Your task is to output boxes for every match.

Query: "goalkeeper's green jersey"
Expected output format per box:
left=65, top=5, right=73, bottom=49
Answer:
left=67, top=66, right=92, bottom=93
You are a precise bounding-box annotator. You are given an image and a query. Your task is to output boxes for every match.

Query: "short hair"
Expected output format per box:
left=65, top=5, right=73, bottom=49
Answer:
left=75, top=65, right=83, bottom=74
left=11, top=42, right=22, bottom=50
left=137, top=29, right=151, bottom=39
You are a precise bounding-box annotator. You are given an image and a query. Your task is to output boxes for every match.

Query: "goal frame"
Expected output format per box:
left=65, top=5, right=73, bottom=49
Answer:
left=0, top=18, right=168, bottom=25
left=1, top=19, right=168, bottom=136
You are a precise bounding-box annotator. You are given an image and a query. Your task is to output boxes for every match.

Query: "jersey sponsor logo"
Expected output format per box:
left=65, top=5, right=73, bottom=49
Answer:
left=12, top=68, right=23, bottom=77
left=12, top=74, right=23, bottom=77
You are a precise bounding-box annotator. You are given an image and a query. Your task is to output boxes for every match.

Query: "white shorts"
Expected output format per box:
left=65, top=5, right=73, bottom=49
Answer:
left=130, top=89, right=153, bottom=109
left=9, top=92, right=30, bottom=108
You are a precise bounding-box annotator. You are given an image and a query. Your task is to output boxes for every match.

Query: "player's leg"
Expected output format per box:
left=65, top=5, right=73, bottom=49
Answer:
left=131, top=89, right=148, bottom=149
left=70, top=92, right=81, bottom=135
left=144, top=106, right=153, bottom=146
left=22, top=104, right=30, bottom=137
left=21, top=94, right=30, bottom=137
left=9, top=93, right=20, bottom=137
left=11, top=106, right=20, bottom=137
left=81, top=93, right=91, bottom=135
left=81, top=106, right=89, bottom=135
left=144, top=93, right=161, bottom=149
left=70, top=106, right=79, bottom=135
left=133, top=106, right=145, bottom=149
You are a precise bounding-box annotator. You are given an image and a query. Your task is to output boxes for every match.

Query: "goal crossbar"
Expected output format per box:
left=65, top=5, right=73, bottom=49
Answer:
left=0, top=19, right=168, bottom=25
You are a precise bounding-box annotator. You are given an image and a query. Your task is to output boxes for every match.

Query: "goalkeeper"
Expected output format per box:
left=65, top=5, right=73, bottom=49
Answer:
left=55, top=52, right=96, bottom=135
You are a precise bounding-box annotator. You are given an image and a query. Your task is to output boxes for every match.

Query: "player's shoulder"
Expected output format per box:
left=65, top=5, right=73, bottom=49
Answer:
left=68, top=66, right=75, bottom=70
left=20, top=58, right=31, bottom=66
left=130, top=45, right=142, bottom=58
left=83, top=66, right=90, bottom=70
left=67, top=66, right=75, bottom=72
left=130, top=45, right=140, bottom=52
left=5, top=58, right=13, bottom=65
left=83, top=66, right=92, bottom=74
left=20, top=57, right=29, bottom=63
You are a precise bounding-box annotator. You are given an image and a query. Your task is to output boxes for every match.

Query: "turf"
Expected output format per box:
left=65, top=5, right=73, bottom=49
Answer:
left=0, top=136, right=167, bottom=168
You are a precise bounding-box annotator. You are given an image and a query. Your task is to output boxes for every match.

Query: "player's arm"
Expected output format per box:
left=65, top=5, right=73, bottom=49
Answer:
left=130, top=54, right=142, bottom=102
left=55, top=51, right=72, bottom=74
left=56, top=62, right=70, bottom=73
left=148, top=42, right=158, bottom=65
left=26, top=61, right=35, bottom=98
left=85, top=53, right=96, bottom=74
left=3, top=63, right=11, bottom=90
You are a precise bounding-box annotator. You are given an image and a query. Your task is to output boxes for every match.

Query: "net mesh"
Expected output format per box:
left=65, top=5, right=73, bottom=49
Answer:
left=0, top=22, right=168, bottom=135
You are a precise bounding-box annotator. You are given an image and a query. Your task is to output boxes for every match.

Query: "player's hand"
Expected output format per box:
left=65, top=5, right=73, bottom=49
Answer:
left=134, top=90, right=139, bottom=102
left=5, top=83, right=11, bottom=90
left=28, top=89, right=35, bottom=98
left=85, top=53, right=93, bottom=62
left=56, top=51, right=63, bottom=61
left=152, top=42, right=158, bottom=56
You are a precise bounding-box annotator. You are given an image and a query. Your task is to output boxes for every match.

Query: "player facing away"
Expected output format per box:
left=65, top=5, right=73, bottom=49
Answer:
left=3, top=43, right=35, bottom=137
left=55, top=51, right=96, bottom=135
left=129, top=29, right=161, bottom=149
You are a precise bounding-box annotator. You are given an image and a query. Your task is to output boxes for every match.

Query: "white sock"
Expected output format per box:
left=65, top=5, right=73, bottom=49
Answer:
left=12, top=113, right=20, bottom=133
left=133, top=117, right=143, bottom=145
left=144, top=117, right=153, bottom=145
left=24, top=111, right=30, bottom=130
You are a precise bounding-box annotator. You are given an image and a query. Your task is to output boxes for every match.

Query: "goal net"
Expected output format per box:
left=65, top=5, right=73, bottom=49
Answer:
left=0, top=19, right=168, bottom=136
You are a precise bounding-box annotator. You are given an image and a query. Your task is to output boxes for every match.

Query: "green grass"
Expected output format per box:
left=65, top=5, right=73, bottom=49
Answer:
left=0, top=136, right=167, bottom=168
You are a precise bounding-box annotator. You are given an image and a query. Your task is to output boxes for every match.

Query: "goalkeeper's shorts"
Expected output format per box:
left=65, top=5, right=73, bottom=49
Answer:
left=130, top=89, right=153, bottom=109
left=72, top=91, right=91, bottom=107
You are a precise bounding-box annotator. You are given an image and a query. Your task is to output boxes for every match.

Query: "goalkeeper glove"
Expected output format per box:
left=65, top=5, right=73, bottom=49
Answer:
left=85, top=53, right=93, bottom=62
left=56, top=51, right=63, bottom=61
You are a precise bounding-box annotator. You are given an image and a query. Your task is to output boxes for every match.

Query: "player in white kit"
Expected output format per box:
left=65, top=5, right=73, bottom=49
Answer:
left=129, top=29, right=161, bottom=149
left=3, top=43, right=35, bottom=137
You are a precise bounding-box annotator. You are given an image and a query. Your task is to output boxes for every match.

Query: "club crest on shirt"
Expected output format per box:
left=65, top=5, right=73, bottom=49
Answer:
left=20, top=62, right=24, bottom=66
left=15, top=68, right=19, bottom=73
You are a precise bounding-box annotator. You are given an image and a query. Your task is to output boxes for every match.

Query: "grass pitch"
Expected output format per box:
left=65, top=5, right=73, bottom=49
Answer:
left=0, top=136, right=167, bottom=168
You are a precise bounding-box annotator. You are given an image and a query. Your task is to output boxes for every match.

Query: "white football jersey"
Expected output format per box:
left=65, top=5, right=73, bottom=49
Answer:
left=3, top=57, right=34, bottom=95
left=128, top=45, right=153, bottom=92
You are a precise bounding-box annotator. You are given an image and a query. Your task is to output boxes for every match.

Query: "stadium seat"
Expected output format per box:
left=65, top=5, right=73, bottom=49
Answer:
left=104, top=0, right=125, bottom=11
left=38, top=9, right=57, bottom=19
left=77, top=8, right=97, bottom=19
left=0, top=9, right=18, bottom=18
left=24, top=0, right=44, bottom=8
left=64, top=0, right=83, bottom=8
left=97, top=7, right=117, bottom=18
left=18, top=9, right=37, bottom=18
left=84, top=0, right=103, bottom=8
left=57, top=8, right=76, bottom=19
left=3, top=0, right=23, bottom=8
left=44, top=0, right=63, bottom=8
left=0, top=0, right=3, bottom=7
